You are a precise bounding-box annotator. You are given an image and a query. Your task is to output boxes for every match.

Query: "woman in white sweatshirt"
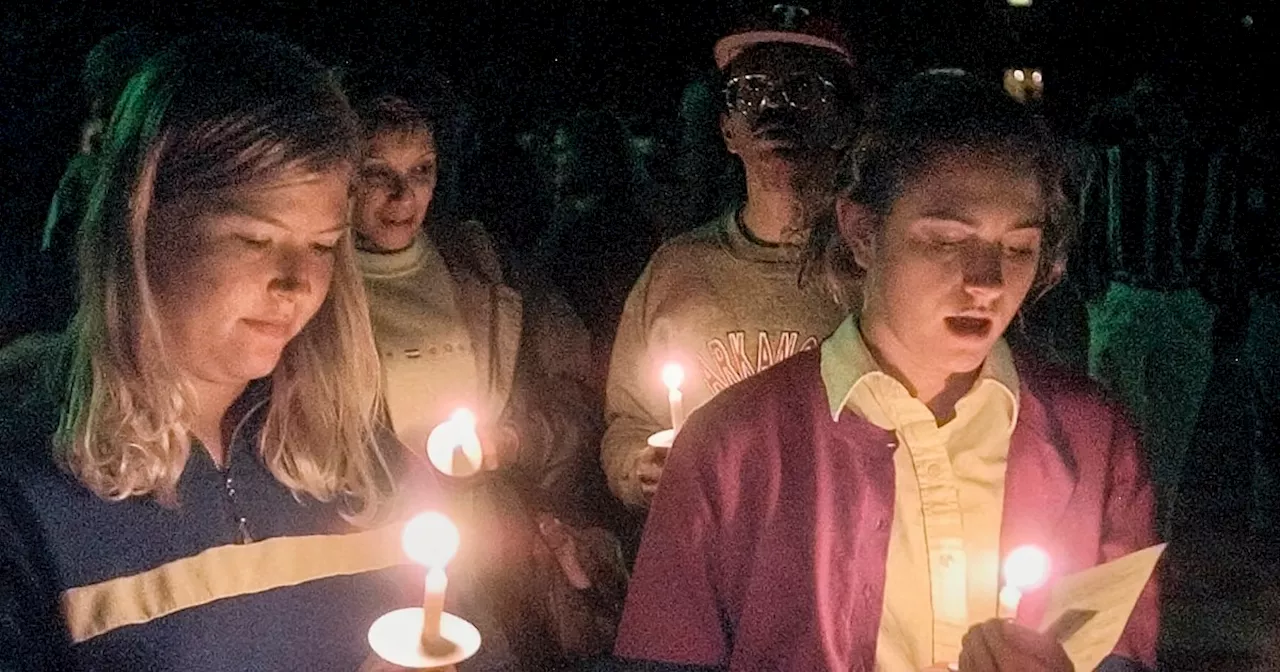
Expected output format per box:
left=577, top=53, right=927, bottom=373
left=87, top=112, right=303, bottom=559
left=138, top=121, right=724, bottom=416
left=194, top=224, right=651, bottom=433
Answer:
left=346, top=76, right=628, bottom=666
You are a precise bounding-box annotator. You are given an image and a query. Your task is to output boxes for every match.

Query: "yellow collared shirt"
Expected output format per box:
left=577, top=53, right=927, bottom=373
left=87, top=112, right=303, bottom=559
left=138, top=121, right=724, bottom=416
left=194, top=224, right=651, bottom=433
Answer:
left=820, top=317, right=1020, bottom=670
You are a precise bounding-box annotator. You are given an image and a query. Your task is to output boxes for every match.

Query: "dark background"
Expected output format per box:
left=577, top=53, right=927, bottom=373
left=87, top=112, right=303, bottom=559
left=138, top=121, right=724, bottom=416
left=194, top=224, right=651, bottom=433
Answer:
left=0, top=0, right=1272, bottom=260
left=0, top=3, right=1275, bottom=667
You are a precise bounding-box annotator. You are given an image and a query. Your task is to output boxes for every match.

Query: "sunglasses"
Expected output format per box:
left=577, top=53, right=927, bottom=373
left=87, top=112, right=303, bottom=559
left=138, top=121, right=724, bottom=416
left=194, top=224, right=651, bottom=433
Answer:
left=723, top=72, right=839, bottom=115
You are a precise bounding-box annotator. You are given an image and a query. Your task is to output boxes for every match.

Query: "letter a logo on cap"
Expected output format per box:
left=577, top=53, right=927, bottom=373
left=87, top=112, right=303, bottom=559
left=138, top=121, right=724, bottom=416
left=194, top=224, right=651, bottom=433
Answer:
left=715, top=4, right=853, bottom=71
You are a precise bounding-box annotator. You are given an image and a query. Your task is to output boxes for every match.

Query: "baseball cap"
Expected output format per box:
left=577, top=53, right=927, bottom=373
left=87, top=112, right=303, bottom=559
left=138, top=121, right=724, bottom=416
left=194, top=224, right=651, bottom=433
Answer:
left=714, top=4, right=853, bottom=71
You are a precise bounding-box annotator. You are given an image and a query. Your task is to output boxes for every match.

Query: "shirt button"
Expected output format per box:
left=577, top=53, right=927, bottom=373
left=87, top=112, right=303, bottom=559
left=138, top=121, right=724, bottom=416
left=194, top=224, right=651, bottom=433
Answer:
left=875, top=517, right=887, bottom=531
left=927, top=463, right=943, bottom=478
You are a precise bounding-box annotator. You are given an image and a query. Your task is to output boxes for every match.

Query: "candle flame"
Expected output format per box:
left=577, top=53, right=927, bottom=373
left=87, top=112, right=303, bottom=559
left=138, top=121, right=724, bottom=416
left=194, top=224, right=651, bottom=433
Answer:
left=450, top=408, right=477, bottom=428
left=1003, top=544, right=1050, bottom=591
left=661, top=362, right=685, bottom=391
left=402, top=511, right=460, bottom=569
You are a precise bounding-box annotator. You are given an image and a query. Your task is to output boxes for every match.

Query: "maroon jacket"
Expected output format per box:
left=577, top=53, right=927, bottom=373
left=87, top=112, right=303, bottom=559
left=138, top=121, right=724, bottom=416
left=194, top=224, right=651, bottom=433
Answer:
left=615, top=349, right=1159, bottom=671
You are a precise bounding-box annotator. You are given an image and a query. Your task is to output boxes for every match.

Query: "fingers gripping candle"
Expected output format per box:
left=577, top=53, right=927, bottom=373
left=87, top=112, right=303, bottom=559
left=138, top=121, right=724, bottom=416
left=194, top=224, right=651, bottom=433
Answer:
left=427, top=409, right=483, bottom=478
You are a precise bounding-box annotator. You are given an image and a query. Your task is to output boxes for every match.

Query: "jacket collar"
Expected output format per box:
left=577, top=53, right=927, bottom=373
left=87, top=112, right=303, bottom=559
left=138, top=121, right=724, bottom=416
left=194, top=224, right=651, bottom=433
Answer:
left=428, top=222, right=524, bottom=421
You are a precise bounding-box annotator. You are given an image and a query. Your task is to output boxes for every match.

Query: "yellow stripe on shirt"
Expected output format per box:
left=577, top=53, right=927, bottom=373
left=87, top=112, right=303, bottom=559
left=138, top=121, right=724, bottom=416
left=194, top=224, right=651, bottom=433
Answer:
left=61, top=524, right=406, bottom=644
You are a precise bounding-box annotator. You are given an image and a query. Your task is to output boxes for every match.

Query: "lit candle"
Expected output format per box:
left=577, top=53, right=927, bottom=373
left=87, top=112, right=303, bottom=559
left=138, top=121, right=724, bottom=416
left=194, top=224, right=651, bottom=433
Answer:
left=402, top=511, right=461, bottom=650
left=999, top=544, right=1051, bottom=620
left=426, top=408, right=483, bottom=478
left=662, top=363, right=686, bottom=433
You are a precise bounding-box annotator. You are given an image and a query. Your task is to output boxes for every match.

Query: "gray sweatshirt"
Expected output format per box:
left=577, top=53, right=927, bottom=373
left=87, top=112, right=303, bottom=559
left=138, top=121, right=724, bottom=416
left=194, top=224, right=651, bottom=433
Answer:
left=602, top=208, right=849, bottom=508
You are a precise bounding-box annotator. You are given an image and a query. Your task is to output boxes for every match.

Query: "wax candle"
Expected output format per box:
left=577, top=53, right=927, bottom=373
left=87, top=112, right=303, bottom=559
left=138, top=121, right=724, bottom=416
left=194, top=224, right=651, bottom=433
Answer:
left=422, top=566, right=447, bottom=645
left=662, top=363, right=686, bottom=433
left=402, top=512, right=461, bottom=648
left=997, top=584, right=1023, bottom=620
left=998, top=544, right=1050, bottom=620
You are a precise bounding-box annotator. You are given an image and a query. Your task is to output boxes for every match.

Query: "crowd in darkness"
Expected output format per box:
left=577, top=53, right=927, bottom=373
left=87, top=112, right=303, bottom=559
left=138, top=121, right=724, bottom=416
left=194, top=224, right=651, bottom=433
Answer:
left=0, top=2, right=1276, bottom=671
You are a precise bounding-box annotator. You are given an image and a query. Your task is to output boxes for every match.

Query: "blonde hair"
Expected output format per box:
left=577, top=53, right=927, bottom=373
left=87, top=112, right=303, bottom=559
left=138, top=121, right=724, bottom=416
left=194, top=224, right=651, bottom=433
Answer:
left=58, top=32, right=394, bottom=523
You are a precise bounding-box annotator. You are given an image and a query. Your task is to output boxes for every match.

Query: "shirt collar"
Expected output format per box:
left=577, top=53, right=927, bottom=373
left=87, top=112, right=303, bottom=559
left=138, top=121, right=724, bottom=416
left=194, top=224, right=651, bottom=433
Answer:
left=820, top=315, right=1020, bottom=424
left=720, top=205, right=806, bottom=265
left=355, top=230, right=430, bottom=278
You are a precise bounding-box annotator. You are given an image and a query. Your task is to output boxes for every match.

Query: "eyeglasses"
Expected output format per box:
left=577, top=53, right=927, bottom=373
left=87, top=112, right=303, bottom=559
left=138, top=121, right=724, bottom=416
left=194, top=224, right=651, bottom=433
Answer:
left=723, top=72, right=839, bottom=115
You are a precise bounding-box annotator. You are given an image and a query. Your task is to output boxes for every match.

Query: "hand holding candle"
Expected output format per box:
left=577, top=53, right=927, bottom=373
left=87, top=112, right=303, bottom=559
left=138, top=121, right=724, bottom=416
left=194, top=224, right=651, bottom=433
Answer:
left=426, top=409, right=484, bottom=478
left=662, top=362, right=686, bottom=433
left=999, top=544, right=1051, bottom=620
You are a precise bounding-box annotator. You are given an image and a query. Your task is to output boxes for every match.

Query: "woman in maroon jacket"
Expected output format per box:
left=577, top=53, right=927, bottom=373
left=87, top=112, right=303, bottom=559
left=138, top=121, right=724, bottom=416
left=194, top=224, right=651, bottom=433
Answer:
left=614, top=74, right=1158, bottom=672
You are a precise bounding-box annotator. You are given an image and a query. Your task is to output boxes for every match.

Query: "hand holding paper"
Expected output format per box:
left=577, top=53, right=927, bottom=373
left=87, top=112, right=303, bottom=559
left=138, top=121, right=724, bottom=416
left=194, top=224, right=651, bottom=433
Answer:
left=956, top=620, right=1073, bottom=672
left=1037, top=543, right=1166, bottom=672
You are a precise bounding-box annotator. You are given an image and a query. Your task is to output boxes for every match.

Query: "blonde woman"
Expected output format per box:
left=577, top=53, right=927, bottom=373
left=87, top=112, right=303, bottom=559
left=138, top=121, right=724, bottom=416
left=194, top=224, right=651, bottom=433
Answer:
left=0, top=32, right=492, bottom=671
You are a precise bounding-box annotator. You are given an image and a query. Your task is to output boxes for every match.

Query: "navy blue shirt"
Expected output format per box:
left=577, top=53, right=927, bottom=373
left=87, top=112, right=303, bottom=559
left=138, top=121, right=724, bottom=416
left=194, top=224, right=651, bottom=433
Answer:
left=0, top=375, right=517, bottom=672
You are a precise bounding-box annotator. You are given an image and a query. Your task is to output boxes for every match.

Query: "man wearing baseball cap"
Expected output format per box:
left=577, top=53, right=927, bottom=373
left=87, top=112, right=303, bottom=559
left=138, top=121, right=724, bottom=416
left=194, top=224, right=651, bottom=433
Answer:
left=601, top=4, right=864, bottom=514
